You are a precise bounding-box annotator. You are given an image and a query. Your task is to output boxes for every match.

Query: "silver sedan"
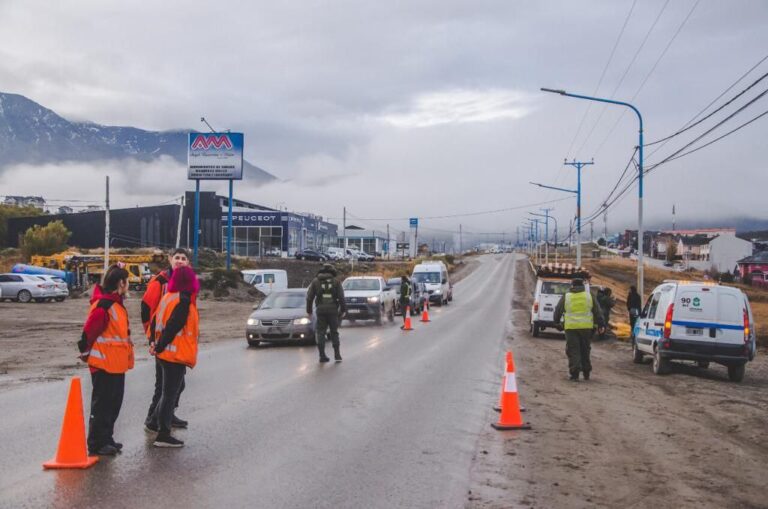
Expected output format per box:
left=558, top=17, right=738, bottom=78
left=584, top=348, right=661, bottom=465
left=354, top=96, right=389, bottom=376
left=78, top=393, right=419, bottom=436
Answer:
left=246, top=289, right=316, bottom=347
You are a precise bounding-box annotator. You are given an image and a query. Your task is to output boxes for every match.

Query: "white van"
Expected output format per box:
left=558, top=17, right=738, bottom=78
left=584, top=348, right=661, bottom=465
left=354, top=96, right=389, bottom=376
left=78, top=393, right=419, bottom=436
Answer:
left=632, top=280, right=755, bottom=382
left=412, top=262, right=452, bottom=306
left=241, top=269, right=288, bottom=296
left=326, top=247, right=347, bottom=260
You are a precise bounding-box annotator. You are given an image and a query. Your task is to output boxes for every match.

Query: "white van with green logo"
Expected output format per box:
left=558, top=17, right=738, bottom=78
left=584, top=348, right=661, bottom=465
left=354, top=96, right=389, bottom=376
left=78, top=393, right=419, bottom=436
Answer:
left=632, top=280, right=755, bottom=382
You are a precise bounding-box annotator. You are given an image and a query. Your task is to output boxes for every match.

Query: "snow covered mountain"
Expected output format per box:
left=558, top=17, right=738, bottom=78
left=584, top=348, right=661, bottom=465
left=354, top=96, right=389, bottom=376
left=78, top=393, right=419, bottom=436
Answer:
left=0, top=92, right=276, bottom=183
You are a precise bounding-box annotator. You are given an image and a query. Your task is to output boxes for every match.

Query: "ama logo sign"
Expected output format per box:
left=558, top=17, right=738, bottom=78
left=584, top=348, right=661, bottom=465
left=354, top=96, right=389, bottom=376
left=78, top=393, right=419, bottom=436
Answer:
left=190, top=134, right=233, bottom=150
left=187, top=132, right=244, bottom=180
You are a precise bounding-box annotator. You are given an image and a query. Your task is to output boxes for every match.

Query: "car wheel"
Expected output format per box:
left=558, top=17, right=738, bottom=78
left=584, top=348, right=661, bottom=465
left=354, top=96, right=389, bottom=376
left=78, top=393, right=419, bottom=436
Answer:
left=727, top=363, right=745, bottom=383
left=247, top=340, right=261, bottom=347
left=632, top=339, right=644, bottom=364
left=652, top=347, right=671, bottom=375
left=375, top=309, right=383, bottom=326
left=55, top=297, right=65, bottom=302
left=532, top=323, right=540, bottom=337
left=697, top=360, right=710, bottom=369
left=17, top=290, right=32, bottom=303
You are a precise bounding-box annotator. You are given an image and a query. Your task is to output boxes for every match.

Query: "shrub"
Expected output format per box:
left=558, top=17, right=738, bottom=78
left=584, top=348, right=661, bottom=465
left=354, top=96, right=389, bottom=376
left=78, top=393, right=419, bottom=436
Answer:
left=20, top=220, right=71, bottom=259
left=0, top=204, right=45, bottom=248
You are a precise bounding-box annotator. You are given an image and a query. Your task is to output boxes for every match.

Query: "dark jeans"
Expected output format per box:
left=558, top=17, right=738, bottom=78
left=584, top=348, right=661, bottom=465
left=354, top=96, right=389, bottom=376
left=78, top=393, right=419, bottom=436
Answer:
left=88, top=370, right=125, bottom=451
left=146, top=357, right=185, bottom=425
left=565, top=329, right=593, bottom=374
left=629, top=312, right=639, bottom=332
left=152, top=359, right=186, bottom=435
left=400, top=298, right=410, bottom=321
left=316, top=310, right=340, bottom=351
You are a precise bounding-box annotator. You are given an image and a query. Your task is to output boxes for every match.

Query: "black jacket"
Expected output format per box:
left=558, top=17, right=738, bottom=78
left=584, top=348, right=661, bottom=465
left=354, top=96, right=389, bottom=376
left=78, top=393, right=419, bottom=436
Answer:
left=626, top=291, right=642, bottom=311
left=306, top=269, right=346, bottom=314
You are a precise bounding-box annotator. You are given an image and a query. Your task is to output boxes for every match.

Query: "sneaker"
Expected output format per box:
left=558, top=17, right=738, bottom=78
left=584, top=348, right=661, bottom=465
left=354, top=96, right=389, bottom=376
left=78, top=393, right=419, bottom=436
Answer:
left=144, top=422, right=159, bottom=433
left=89, top=444, right=119, bottom=456
left=171, top=415, right=188, bottom=429
left=153, top=435, right=185, bottom=448
left=334, top=350, right=342, bottom=362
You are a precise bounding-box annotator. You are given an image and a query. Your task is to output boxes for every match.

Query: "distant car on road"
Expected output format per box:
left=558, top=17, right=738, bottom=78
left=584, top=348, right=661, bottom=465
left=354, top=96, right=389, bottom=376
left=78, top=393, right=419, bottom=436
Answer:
left=663, top=260, right=674, bottom=267
left=295, top=249, right=329, bottom=261
left=0, top=273, right=58, bottom=303
left=245, top=289, right=315, bottom=347
left=342, top=276, right=395, bottom=325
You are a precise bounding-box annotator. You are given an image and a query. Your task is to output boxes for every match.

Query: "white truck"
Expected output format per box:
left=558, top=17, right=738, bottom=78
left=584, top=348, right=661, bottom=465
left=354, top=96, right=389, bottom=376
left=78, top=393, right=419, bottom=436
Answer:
left=241, top=269, right=288, bottom=296
left=530, top=264, right=590, bottom=337
left=341, top=276, right=396, bottom=325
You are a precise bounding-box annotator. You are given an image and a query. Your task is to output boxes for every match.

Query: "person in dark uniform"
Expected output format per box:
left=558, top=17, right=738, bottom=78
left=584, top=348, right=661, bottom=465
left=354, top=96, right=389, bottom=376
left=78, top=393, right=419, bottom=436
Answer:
left=554, top=278, right=605, bottom=381
left=306, top=264, right=346, bottom=363
left=626, top=285, right=642, bottom=333
left=399, top=275, right=412, bottom=329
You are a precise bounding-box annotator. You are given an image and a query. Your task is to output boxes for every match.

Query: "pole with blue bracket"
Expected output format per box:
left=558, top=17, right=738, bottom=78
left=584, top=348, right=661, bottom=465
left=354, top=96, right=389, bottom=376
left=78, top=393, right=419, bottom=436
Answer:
left=563, top=159, right=593, bottom=268
left=227, top=179, right=233, bottom=270
left=193, top=179, right=200, bottom=267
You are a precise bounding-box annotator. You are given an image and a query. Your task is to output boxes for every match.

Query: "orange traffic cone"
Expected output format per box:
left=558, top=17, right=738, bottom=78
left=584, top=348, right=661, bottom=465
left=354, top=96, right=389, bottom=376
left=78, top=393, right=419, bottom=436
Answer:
left=491, top=352, right=531, bottom=430
left=43, top=377, right=99, bottom=469
left=494, top=354, right=526, bottom=413
left=402, top=306, right=414, bottom=331
left=420, top=301, right=431, bottom=322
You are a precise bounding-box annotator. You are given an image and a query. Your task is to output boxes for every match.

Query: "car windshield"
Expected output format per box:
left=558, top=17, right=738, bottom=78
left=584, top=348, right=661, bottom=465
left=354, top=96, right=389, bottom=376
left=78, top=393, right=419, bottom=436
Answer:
left=541, top=281, right=570, bottom=295
left=52, top=277, right=65, bottom=283
left=343, top=279, right=380, bottom=291
left=259, top=292, right=306, bottom=310
left=413, top=272, right=441, bottom=284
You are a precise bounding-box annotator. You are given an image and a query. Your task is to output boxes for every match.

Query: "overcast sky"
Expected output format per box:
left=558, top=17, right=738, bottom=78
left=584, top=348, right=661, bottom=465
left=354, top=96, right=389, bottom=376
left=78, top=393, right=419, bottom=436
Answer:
left=1, top=0, right=767, bottom=243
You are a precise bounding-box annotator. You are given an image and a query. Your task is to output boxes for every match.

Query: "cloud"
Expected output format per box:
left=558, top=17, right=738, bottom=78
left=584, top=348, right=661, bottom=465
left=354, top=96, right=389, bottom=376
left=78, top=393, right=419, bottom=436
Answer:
left=379, top=89, right=534, bottom=128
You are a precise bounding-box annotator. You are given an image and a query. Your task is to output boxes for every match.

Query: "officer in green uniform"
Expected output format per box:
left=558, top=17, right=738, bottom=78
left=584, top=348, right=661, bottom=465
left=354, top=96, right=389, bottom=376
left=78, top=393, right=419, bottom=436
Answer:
left=399, top=275, right=412, bottom=329
left=553, top=278, right=605, bottom=381
left=306, top=264, right=346, bottom=363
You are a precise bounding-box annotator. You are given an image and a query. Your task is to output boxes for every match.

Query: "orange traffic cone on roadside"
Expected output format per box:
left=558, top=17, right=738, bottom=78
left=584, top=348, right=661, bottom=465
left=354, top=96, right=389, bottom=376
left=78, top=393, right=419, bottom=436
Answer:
left=402, top=306, right=414, bottom=331
left=43, top=377, right=99, bottom=469
left=491, top=351, right=531, bottom=430
left=494, top=355, right=525, bottom=413
left=420, top=301, right=431, bottom=322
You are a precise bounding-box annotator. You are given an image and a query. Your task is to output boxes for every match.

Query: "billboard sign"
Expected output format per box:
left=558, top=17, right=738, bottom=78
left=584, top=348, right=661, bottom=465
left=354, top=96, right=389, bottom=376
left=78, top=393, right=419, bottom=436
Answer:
left=188, top=132, right=244, bottom=180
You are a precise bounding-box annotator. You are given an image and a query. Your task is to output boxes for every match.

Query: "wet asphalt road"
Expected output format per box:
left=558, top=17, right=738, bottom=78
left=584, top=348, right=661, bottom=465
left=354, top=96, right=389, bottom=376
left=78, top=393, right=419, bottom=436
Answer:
left=0, top=254, right=518, bottom=509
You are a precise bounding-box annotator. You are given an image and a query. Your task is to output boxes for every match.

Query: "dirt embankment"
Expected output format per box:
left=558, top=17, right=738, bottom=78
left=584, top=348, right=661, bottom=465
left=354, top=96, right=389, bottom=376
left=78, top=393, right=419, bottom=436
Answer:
left=468, top=258, right=768, bottom=509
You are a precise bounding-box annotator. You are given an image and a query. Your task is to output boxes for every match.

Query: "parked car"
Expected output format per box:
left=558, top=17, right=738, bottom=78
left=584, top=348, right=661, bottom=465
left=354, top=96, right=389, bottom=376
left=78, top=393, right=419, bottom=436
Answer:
left=264, top=247, right=282, bottom=257
left=241, top=269, right=288, bottom=296
left=325, top=247, right=347, bottom=260
left=0, top=273, right=58, bottom=303
left=663, top=260, right=674, bottom=267
left=342, top=276, right=396, bottom=325
left=357, top=250, right=375, bottom=262
left=245, top=289, right=315, bottom=347
left=412, top=261, right=452, bottom=306
left=295, top=249, right=329, bottom=261
left=387, top=277, right=429, bottom=316
left=36, top=275, right=70, bottom=301
left=632, top=280, right=755, bottom=382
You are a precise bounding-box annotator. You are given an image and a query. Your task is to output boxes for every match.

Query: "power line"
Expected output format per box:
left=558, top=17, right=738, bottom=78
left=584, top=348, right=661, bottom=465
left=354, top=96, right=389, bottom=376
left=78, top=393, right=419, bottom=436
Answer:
left=574, top=0, right=671, bottom=157
left=591, top=0, right=700, bottom=157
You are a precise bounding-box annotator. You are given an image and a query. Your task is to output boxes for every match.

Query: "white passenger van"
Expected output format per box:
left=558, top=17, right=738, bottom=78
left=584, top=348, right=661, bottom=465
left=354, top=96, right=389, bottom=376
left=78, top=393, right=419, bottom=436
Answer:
left=412, top=261, right=452, bottom=306
left=241, top=269, right=288, bottom=296
left=632, top=280, right=755, bottom=382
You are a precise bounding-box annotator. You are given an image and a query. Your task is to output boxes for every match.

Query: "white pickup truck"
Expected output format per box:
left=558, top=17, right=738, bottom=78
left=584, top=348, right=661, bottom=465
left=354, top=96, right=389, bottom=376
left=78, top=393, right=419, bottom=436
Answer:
left=530, top=264, right=590, bottom=337
left=341, top=276, right=396, bottom=325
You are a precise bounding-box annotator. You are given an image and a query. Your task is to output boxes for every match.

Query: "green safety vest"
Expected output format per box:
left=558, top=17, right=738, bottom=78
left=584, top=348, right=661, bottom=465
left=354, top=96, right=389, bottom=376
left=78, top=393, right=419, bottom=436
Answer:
left=317, top=279, right=337, bottom=306
left=564, top=291, right=594, bottom=330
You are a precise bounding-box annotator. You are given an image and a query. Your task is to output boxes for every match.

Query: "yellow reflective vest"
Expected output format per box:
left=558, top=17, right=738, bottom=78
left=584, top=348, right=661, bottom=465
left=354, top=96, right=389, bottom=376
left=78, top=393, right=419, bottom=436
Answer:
left=564, top=291, right=594, bottom=330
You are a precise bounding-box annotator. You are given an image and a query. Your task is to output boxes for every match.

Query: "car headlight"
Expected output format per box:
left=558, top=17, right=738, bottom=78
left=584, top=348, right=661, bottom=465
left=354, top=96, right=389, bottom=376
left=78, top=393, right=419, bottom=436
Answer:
left=433, top=290, right=442, bottom=295
left=247, top=318, right=259, bottom=326
left=367, top=296, right=380, bottom=303
left=293, top=317, right=311, bottom=325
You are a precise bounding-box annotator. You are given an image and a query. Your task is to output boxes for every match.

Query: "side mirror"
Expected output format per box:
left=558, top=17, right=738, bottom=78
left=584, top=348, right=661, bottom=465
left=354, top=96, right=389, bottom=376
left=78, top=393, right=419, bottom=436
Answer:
left=441, top=279, right=447, bottom=285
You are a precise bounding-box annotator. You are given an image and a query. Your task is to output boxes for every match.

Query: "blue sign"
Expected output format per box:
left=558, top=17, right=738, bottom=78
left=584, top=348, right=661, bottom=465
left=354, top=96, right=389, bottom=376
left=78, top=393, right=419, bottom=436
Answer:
left=188, top=132, right=244, bottom=180
left=409, top=217, right=418, bottom=227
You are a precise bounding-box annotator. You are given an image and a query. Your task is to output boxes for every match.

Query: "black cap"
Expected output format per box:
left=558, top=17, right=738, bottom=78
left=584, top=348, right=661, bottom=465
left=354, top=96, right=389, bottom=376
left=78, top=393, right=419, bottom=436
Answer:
left=571, top=278, right=584, bottom=287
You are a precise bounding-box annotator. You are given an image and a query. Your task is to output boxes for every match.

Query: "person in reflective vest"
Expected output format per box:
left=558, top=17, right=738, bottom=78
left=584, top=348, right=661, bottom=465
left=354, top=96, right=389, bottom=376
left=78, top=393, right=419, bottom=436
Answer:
left=148, top=265, right=199, bottom=448
left=142, top=248, right=190, bottom=432
left=77, top=264, right=133, bottom=456
left=399, top=275, right=412, bottom=328
left=553, top=278, right=605, bottom=381
left=306, top=264, right=346, bottom=362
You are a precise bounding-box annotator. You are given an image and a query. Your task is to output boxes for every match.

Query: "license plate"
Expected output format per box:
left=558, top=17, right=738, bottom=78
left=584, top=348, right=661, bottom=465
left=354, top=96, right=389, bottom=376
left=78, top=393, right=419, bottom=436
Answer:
left=686, top=327, right=703, bottom=336
left=348, top=309, right=360, bottom=314
left=267, top=327, right=283, bottom=334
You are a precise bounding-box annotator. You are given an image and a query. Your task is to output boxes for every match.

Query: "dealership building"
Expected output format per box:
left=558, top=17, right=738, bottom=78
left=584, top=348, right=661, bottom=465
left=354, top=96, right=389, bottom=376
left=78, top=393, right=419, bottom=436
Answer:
left=7, top=191, right=337, bottom=257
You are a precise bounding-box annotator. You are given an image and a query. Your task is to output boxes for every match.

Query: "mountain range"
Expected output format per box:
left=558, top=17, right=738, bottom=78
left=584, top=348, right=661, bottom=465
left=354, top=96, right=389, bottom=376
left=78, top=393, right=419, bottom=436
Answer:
left=0, top=92, right=276, bottom=183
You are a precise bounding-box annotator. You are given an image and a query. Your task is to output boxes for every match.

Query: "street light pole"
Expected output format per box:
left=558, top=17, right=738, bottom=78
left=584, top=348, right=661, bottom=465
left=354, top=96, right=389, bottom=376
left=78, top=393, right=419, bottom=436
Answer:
left=563, top=159, right=593, bottom=267
left=541, top=87, right=644, bottom=299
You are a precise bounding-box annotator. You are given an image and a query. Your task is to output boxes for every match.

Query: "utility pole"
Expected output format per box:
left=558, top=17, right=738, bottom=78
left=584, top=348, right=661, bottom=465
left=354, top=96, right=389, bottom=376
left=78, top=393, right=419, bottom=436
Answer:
left=563, top=159, right=594, bottom=267
left=175, top=195, right=184, bottom=249
left=104, top=176, right=110, bottom=274
left=590, top=221, right=594, bottom=243
left=459, top=224, right=463, bottom=257
left=343, top=207, right=347, bottom=250
left=603, top=209, right=608, bottom=243
left=386, top=224, right=390, bottom=260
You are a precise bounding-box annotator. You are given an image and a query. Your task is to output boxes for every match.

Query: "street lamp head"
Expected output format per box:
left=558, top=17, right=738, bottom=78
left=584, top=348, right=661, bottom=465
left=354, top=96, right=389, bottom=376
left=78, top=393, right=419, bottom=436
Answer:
left=541, top=87, right=567, bottom=95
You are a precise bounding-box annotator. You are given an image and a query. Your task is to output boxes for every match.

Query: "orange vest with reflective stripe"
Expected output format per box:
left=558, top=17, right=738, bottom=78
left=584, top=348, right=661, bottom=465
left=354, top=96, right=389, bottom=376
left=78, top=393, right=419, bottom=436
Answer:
left=87, top=301, right=134, bottom=374
left=155, top=292, right=199, bottom=368
left=143, top=271, right=170, bottom=340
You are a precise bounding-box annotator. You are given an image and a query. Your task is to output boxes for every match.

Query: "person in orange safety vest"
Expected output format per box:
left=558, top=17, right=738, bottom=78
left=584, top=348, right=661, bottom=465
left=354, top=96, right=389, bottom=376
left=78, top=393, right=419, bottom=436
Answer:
left=77, top=264, right=133, bottom=456
left=148, top=265, right=200, bottom=448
